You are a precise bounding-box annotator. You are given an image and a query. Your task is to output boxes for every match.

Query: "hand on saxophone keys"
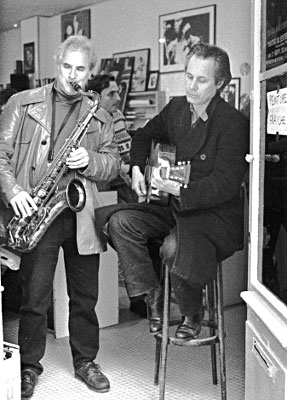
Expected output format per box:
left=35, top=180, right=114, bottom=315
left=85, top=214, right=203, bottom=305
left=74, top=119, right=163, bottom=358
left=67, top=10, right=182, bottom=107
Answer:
left=66, top=146, right=89, bottom=169
left=10, top=191, right=38, bottom=218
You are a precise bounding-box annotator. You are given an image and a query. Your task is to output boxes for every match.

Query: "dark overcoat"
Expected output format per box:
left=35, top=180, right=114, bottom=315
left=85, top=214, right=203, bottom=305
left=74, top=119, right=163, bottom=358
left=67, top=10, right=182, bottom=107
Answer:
left=95, top=93, right=249, bottom=285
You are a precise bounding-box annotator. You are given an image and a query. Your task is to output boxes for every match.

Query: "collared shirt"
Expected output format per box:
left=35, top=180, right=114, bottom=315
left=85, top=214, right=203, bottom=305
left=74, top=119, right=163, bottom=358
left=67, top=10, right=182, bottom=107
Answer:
left=190, top=104, right=208, bottom=127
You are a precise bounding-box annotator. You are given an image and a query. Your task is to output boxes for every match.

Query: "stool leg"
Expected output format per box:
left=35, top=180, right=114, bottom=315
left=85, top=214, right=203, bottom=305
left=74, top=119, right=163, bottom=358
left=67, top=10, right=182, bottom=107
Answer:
left=154, top=337, right=161, bottom=385
left=159, top=263, right=170, bottom=400
left=217, top=262, right=227, bottom=400
left=207, top=280, right=218, bottom=385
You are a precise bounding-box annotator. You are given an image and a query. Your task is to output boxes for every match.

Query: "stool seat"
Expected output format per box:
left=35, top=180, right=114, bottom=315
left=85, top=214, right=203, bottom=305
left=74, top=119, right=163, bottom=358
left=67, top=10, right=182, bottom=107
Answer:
left=154, top=261, right=226, bottom=400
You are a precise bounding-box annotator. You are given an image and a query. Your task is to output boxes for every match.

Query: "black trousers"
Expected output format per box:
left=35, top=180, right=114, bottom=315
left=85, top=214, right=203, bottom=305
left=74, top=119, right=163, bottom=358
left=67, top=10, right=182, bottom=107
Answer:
left=109, top=208, right=203, bottom=316
left=19, top=210, right=100, bottom=374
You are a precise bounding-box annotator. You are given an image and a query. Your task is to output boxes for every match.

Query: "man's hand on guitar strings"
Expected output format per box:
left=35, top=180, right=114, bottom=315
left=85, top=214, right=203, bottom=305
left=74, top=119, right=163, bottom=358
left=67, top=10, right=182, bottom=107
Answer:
left=132, top=166, right=147, bottom=197
left=151, top=166, right=181, bottom=196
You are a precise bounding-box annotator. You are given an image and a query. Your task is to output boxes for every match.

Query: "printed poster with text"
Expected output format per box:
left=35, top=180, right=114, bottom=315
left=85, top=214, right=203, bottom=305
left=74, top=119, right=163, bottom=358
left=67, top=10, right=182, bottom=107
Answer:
left=266, top=0, right=287, bottom=70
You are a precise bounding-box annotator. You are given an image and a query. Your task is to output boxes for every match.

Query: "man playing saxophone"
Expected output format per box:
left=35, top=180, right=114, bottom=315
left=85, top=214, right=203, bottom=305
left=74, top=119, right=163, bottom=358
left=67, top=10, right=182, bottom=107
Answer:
left=0, top=35, right=120, bottom=398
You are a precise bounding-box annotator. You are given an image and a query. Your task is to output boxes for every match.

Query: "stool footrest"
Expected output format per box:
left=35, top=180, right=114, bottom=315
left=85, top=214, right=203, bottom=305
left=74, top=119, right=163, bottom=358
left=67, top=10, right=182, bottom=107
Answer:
left=154, top=318, right=220, bottom=347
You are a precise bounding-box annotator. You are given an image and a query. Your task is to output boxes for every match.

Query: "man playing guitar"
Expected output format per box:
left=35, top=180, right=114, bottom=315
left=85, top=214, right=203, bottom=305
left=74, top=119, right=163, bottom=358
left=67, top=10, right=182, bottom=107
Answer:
left=96, top=42, right=249, bottom=340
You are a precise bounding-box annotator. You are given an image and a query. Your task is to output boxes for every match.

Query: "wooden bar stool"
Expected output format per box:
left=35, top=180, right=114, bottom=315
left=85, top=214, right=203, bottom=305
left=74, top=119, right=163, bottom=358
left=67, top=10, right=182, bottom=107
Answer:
left=154, top=261, right=226, bottom=400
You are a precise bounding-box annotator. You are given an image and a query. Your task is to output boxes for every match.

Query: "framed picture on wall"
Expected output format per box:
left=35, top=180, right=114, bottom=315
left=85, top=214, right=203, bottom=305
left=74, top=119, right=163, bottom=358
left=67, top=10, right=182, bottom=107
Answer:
left=159, top=5, right=216, bottom=73
left=23, top=42, right=35, bottom=74
left=102, top=57, right=135, bottom=113
left=113, top=48, right=150, bottom=92
left=147, top=71, right=159, bottom=91
left=98, top=58, right=114, bottom=75
left=61, top=9, right=91, bottom=41
left=220, top=78, right=240, bottom=110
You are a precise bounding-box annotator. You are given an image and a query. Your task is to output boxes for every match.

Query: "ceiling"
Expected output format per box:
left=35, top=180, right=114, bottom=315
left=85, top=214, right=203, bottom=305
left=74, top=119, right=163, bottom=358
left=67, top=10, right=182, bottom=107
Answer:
left=0, top=0, right=109, bottom=34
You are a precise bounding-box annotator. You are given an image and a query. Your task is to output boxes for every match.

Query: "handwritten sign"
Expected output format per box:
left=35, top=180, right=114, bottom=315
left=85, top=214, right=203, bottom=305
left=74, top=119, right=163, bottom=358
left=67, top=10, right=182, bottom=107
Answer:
left=267, top=88, right=287, bottom=135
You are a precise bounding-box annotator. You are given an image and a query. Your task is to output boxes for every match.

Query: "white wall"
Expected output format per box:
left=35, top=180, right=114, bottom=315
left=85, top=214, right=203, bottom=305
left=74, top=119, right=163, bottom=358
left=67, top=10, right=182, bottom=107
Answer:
left=0, top=29, right=21, bottom=84
left=39, top=16, right=56, bottom=79
left=0, top=0, right=252, bottom=101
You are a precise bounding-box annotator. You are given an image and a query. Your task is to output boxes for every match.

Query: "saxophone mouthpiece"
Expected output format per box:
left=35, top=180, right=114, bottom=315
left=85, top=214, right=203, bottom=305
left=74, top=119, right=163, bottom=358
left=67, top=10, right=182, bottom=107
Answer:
left=69, top=81, right=98, bottom=101
left=69, top=81, right=83, bottom=93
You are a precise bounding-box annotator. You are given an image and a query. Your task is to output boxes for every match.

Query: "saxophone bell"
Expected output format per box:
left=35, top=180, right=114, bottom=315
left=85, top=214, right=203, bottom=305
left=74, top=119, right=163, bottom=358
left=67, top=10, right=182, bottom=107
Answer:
left=66, top=178, right=86, bottom=212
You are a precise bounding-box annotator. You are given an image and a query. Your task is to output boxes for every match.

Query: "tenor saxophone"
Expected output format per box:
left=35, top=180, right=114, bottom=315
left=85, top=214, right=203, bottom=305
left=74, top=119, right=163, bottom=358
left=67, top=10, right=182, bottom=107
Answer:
left=6, top=82, right=101, bottom=252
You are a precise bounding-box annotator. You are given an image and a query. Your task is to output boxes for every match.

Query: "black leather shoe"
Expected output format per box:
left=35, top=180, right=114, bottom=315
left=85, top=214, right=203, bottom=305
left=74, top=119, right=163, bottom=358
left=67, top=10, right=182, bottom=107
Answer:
left=145, top=285, right=163, bottom=334
left=75, top=362, right=110, bottom=393
left=21, top=369, right=38, bottom=399
left=130, top=298, right=148, bottom=318
left=175, top=308, right=204, bottom=340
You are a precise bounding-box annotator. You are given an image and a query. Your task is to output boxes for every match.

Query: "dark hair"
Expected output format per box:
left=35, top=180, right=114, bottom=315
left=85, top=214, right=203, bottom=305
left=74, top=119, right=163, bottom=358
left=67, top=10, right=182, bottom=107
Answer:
left=0, top=88, right=18, bottom=107
left=87, top=74, right=116, bottom=94
left=185, top=42, right=232, bottom=90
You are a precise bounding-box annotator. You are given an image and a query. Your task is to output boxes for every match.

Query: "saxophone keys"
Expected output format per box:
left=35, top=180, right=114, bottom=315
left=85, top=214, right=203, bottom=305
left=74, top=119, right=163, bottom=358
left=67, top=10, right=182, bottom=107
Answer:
left=37, top=189, right=47, bottom=198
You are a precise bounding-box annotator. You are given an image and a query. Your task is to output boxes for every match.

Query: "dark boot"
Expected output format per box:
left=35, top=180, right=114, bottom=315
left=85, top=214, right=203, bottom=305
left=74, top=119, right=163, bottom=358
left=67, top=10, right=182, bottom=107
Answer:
left=175, top=306, right=204, bottom=340
left=21, top=369, right=39, bottom=399
left=129, top=298, right=148, bottom=318
left=75, top=362, right=110, bottom=393
left=145, top=285, right=163, bottom=334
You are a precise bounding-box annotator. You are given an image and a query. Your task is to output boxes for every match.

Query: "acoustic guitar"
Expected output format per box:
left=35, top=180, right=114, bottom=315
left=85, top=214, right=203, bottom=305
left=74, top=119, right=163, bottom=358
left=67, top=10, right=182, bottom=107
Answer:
left=144, top=141, right=191, bottom=205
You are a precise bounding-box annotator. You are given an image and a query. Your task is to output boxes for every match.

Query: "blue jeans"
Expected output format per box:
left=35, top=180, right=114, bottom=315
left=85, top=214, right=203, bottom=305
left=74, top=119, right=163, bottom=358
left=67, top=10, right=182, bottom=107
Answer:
left=18, top=209, right=100, bottom=374
left=108, top=207, right=203, bottom=316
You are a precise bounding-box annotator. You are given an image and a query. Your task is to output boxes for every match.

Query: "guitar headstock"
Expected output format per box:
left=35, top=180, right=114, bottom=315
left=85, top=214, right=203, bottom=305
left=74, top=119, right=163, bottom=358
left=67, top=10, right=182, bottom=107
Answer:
left=160, top=161, right=191, bottom=187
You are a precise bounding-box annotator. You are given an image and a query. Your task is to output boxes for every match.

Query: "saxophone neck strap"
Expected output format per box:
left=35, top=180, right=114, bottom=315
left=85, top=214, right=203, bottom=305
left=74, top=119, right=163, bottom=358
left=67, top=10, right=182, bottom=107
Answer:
left=49, top=93, right=78, bottom=163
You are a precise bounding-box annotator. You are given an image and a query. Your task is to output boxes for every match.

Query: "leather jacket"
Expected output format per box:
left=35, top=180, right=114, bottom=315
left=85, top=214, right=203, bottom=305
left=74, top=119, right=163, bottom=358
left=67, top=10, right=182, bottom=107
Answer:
left=0, top=83, right=120, bottom=254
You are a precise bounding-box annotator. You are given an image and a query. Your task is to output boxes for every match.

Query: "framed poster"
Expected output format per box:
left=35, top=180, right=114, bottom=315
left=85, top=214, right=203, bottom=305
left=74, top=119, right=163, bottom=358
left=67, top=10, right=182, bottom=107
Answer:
left=23, top=42, right=35, bottom=74
left=220, top=78, right=240, bottom=110
left=97, top=57, right=134, bottom=113
left=159, top=5, right=216, bottom=73
left=99, top=58, right=114, bottom=75
left=147, top=71, right=159, bottom=91
left=113, top=48, right=150, bottom=92
left=108, top=57, right=134, bottom=113
left=266, top=0, right=287, bottom=70
left=61, top=9, right=91, bottom=41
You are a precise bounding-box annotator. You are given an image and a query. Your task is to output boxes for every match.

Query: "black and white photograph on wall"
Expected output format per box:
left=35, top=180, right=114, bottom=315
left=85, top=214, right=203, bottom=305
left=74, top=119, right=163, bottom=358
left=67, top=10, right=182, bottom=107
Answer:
left=220, top=78, right=240, bottom=110
left=23, top=42, right=35, bottom=74
left=114, top=49, right=150, bottom=92
left=111, top=57, right=135, bottom=112
left=61, top=9, right=91, bottom=41
left=99, top=58, right=114, bottom=75
left=159, top=5, right=216, bottom=73
left=147, top=71, right=159, bottom=91
left=98, top=57, right=135, bottom=112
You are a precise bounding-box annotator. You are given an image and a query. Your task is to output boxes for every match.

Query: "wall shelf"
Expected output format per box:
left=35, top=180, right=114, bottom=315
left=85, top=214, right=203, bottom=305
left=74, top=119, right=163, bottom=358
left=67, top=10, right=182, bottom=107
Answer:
left=124, top=90, right=166, bottom=130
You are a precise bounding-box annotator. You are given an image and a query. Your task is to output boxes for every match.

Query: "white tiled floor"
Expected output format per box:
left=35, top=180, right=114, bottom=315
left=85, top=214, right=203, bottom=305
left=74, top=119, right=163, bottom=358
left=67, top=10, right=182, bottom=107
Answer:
left=3, top=286, right=246, bottom=400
